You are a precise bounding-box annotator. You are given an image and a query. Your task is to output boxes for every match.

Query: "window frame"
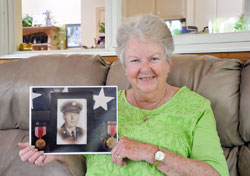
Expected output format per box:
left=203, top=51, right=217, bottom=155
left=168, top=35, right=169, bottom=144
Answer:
left=0, top=0, right=10, bottom=56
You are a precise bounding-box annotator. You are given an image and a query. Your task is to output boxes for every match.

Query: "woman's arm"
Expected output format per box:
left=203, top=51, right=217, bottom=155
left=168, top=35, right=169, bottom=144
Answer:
left=111, top=136, right=220, bottom=176
left=157, top=147, right=220, bottom=176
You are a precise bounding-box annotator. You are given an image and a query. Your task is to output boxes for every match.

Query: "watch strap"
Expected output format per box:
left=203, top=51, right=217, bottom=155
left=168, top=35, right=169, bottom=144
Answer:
left=153, top=160, right=161, bottom=167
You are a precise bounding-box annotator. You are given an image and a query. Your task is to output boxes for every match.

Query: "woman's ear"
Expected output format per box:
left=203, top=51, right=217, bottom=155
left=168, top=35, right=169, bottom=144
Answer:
left=122, top=66, right=127, bottom=76
left=167, top=58, right=172, bottom=68
left=166, top=58, right=172, bottom=76
left=167, top=58, right=172, bottom=71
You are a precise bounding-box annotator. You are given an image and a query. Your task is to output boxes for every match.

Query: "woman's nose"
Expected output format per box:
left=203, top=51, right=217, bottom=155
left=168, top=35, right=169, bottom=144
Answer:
left=140, top=61, right=150, bottom=71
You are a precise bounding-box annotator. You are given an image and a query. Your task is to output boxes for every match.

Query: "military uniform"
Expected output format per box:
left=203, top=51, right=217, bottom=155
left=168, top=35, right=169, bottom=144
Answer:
left=58, top=123, right=85, bottom=144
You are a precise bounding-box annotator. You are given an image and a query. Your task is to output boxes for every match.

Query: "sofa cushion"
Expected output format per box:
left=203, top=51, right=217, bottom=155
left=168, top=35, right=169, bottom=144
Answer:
left=106, top=60, right=130, bottom=90
left=239, top=59, right=250, bottom=142
left=0, top=129, right=86, bottom=176
left=0, top=129, right=71, bottom=176
left=0, top=54, right=109, bottom=130
left=223, top=147, right=239, bottom=176
left=238, top=145, right=250, bottom=176
left=167, top=55, right=243, bottom=147
left=106, top=55, right=243, bottom=147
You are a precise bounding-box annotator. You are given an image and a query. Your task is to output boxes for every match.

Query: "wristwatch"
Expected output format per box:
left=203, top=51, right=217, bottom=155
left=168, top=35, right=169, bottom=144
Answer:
left=153, top=147, right=165, bottom=167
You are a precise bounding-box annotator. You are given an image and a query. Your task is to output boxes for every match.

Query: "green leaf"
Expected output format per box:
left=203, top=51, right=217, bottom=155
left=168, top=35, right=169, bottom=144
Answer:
left=53, top=35, right=57, bottom=40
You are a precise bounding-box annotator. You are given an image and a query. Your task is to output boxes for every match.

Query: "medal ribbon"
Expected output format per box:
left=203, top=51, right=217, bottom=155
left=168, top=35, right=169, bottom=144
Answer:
left=108, top=121, right=116, bottom=137
left=110, top=125, right=115, bottom=137
left=35, top=126, right=46, bottom=138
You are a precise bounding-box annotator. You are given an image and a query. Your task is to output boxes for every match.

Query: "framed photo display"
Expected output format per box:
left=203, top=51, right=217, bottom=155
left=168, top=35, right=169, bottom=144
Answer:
left=66, top=24, right=81, bottom=48
left=29, top=86, right=117, bottom=154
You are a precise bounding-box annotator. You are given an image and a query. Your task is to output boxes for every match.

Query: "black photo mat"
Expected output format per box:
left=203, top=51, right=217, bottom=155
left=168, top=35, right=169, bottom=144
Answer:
left=29, top=86, right=117, bottom=154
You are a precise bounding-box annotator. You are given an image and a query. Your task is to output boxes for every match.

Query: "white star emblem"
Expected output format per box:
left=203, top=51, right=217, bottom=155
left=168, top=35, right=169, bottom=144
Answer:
left=93, top=88, right=114, bottom=111
left=62, top=87, right=69, bottom=92
left=31, top=92, right=42, bottom=109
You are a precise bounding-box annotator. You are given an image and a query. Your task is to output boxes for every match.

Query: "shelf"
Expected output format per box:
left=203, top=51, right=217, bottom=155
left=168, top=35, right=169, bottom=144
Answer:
left=23, top=26, right=59, bottom=50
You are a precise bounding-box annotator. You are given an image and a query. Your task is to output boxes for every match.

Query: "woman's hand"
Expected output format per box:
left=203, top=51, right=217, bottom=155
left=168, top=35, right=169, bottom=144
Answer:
left=111, top=136, right=158, bottom=168
left=18, top=142, right=56, bottom=167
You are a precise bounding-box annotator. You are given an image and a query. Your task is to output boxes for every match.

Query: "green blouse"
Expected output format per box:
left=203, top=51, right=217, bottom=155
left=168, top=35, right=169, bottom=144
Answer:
left=85, top=86, right=229, bottom=176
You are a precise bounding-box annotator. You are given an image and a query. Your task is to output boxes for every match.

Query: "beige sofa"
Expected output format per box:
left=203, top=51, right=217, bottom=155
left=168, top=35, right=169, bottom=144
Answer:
left=0, top=54, right=249, bottom=176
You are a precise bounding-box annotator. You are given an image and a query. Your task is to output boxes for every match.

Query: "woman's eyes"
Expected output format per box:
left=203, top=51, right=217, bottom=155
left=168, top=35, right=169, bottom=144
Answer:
left=129, top=57, right=160, bottom=63
left=151, top=57, right=160, bottom=61
left=130, top=59, right=139, bottom=62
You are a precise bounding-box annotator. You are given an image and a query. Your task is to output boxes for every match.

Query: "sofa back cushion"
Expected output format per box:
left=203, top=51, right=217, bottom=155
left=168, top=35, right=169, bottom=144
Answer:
left=239, top=59, right=250, bottom=142
left=106, top=61, right=130, bottom=90
left=168, top=55, right=243, bottom=147
left=107, top=54, right=243, bottom=147
left=0, top=54, right=109, bottom=130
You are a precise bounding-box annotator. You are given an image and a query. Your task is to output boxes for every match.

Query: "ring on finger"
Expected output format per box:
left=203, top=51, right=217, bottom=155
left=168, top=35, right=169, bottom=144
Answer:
left=116, top=152, right=122, bottom=160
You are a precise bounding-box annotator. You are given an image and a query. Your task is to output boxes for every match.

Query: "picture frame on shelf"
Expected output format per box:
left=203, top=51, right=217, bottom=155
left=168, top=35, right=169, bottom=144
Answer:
left=66, top=24, right=81, bottom=48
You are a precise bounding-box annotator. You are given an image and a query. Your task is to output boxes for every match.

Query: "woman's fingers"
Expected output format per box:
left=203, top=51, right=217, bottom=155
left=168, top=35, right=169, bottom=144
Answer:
left=18, top=141, right=57, bottom=167
left=20, top=147, right=37, bottom=162
left=111, top=140, right=127, bottom=168
left=18, top=142, right=30, bottom=149
left=116, top=154, right=124, bottom=167
left=111, top=141, right=121, bottom=163
left=19, top=145, right=35, bottom=158
left=34, top=155, right=46, bottom=167
left=28, top=151, right=44, bottom=164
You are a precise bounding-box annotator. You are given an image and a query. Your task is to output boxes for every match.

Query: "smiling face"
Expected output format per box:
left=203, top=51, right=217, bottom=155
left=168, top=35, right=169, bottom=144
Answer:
left=63, top=112, right=80, bottom=128
left=124, top=37, right=171, bottom=94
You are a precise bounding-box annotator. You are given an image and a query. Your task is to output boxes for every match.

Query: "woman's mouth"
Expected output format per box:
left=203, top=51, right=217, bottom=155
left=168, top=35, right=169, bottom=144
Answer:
left=139, top=76, right=155, bottom=81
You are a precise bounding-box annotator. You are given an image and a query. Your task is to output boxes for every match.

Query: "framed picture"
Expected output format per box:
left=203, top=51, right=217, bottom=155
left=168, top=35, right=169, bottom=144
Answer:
left=66, top=24, right=81, bottom=48
left=29, top=86, right=117, bottom=154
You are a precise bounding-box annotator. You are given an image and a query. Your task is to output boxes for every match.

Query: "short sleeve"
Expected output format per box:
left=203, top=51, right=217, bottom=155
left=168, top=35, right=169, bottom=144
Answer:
left=190, top=101, right=229, bottom=176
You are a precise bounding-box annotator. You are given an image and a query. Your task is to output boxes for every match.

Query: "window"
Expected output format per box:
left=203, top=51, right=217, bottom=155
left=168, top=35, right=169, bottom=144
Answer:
left=0, top=0, right=250, bottom=57
left=0, top=0, right=121, bottom=56
left=20, top=0, right=107, bottom=51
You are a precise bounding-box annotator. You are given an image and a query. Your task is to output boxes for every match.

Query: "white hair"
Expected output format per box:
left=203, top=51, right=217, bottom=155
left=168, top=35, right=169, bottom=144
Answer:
left=116, top=14, right=174, bottom=67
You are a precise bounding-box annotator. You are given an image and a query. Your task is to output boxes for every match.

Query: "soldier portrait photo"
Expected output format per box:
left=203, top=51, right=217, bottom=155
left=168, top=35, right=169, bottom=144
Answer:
left=57, top=99, right=87, bottom=145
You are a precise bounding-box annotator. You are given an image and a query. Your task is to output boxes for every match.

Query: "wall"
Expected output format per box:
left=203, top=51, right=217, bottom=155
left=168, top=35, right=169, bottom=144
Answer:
left=193, top=0, right=243, bottom=31
left=22, top=0, right=81, bottom=26
left=81, top=0, right=105, bottom=48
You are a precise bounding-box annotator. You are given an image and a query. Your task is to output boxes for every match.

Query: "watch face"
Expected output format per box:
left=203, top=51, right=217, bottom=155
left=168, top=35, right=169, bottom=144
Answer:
left=155, top=151, right=165, bottom=161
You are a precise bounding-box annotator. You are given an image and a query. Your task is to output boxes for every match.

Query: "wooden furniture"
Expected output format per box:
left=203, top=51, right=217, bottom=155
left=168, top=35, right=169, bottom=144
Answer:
left=122, top=0, right=186, bottom=20
left=104, top=52, right=250, bottom=64
left=195, top=52, right=250, bottom=63
left=0, top=59, right=12, bottom=64
left=23, top=26, right=59, bottom=50
left=101, top=52, right=250, bottom=64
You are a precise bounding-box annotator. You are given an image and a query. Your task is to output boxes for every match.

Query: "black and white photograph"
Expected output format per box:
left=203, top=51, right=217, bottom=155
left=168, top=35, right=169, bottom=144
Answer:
left=29, top=86, right=117, bottom=154
left=57, top=99, right=87, bottom=145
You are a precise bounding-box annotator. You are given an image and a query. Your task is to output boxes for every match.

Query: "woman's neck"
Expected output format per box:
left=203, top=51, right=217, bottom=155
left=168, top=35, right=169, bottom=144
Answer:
left=127, top=84, right=175, bottom=110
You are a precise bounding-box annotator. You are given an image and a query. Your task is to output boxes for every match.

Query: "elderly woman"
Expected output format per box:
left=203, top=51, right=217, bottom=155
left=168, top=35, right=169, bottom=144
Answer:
left=19, top=15, right=229, bottom=176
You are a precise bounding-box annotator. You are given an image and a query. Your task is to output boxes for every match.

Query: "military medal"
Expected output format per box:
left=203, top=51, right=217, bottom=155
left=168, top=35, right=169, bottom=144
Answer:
left=35, top=126, right=47, bottom=149
left=106, top=121, right=117, bottom=148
